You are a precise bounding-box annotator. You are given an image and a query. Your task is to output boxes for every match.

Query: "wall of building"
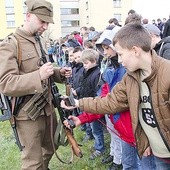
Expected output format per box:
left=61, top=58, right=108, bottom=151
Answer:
left=43, top=0, right=61, bottom=41
left=79, top=0, right=133, bottom=32
left=0, top=0, right=134, bottom=40
left=0, top=0, right=24, bottom=40
left=0, top=0, right=61, bottom=41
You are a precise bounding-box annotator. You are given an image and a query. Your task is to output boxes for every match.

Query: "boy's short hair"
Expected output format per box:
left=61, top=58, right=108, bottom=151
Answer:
left=128, top=9, right=136, bottom=15
left=67, top=47, right=74, bottom=52
left=113, top=24, right=152, bottom=52
left=84, top=40, right=94, bottom=49
left=81, top=49, right=99, bottom=63
left=73, top=46, right=83, bottom=53
left=125, top=13, right=142, bottom=25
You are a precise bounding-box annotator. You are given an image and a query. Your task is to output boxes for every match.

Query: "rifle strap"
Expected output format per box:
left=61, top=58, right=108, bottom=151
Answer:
left=10, top=97, right=16, bottom=126
left=54, top=119, right=68, bottom=147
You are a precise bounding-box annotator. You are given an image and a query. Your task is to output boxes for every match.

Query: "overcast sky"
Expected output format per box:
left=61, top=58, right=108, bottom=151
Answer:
left=132, top=0, right=169, bottom=22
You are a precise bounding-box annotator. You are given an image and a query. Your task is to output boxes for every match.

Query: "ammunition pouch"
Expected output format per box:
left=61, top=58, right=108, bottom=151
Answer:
left=22, top=86, right=49, bottom=120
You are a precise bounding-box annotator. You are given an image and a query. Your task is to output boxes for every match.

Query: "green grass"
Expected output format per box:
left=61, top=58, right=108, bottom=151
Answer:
left=0, top=84, right=111, bottom=170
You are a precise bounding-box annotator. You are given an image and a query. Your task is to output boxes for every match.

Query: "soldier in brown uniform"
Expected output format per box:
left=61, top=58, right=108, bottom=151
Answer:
left=0, top=0, right=71, bottom=169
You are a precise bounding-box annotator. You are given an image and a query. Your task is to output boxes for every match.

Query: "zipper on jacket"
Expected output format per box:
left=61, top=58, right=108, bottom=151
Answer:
left=146, top=82, right=170, bottom=152
left=134, top=79, right=144, bottom=159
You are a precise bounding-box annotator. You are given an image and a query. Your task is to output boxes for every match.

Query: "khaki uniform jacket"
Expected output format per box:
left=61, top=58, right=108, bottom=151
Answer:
left=79, top=50, right=170, bottom=157
left=0, top=27, right=64, bottom=120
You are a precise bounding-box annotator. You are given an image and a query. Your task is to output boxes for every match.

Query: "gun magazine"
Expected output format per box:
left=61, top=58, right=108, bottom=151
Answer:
left=22, top=87, right=48, bottom=120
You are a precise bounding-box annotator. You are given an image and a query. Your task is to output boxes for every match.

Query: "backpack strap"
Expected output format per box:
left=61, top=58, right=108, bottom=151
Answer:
left=8, top=33, right=22, bottom=68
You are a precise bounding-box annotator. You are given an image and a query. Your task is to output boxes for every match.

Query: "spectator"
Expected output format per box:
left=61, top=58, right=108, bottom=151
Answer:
left=72, top=31, right=83, bottom=46
left=62, top=23, right=170, bottom=170
left=142, top=18, right=149, bottom=25
left=128, top=9, right=136, bottom=15
left=144, top=24, right=170, bottom=60
left=162, top=15, right=170, bottom=38
left=108, top=18, right=122, bottom=27
left=79, top=49, right=105, bottom=160
left=125, top=13, right=142, bottom=25
left=152, top=19, right=157, bottom=26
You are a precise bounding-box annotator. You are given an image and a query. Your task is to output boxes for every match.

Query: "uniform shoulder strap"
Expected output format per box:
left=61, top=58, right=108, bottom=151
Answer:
left=8, top=33, right=22, bottom=68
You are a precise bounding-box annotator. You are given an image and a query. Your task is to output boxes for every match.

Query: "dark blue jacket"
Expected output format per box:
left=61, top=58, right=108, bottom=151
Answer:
left=72, top=63, right=84, bottom=97
left=79, top=65, right=101, bottom=99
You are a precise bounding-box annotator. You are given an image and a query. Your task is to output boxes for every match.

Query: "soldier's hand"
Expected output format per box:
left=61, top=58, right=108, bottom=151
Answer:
left=60, top=66, right=72, bottom=78
left=39, top=62, right=54, bottom=80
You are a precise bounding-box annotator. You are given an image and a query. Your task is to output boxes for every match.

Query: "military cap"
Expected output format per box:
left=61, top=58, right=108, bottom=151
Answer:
left=25, top=0, right=54, bottom=23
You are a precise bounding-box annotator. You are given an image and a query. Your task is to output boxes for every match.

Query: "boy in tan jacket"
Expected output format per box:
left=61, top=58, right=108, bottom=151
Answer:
left=62, top=23, right=170, bottom=169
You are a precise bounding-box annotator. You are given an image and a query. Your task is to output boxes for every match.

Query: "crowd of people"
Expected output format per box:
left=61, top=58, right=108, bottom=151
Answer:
left=0, top=0, right=170, bottom=169
left=60, top=9, right=170, bottom=170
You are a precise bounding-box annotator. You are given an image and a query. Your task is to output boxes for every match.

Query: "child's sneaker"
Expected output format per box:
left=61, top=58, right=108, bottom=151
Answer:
left=89, top=150, right=104, bottom=160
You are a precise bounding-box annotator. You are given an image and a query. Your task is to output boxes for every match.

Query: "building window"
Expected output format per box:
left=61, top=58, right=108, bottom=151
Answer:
left=5, top=0, right=15, bottom=28
left=22, top=0, right=27, bottom=21
left=113, top=14, right=121, bottom=22
left=113, top=0, right=121, bottom=8
left=61, top=8, right=79, bottom=15
left=86, top=16, right=89, bottom=24
left=61, top=20, right=80, bottom=27
left=86, top=1, right=89, bottom=10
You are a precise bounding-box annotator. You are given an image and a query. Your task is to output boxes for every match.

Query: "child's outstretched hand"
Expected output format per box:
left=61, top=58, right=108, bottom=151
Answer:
left=60, top=98, right=79, bottom=110
left=63, top=115, right=81, bottom=129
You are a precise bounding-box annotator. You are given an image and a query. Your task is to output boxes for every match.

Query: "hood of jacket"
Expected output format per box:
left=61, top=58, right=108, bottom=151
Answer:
left=95, top=25, right=121, bottom=53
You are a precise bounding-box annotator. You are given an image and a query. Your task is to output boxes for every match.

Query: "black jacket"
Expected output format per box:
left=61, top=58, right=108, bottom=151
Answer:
left=162, top=19, right=170, bottom=38
left=72, top=63, right=84, bottom=97
left=79, top=65, right=101, bottom=99
left=154, top=36, right=170, bottom=60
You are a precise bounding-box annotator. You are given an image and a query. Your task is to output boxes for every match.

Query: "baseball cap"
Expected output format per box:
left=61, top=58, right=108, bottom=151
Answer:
left=144, top=24, right=161, bottom=36
left=88, top=31, right=99, bottom=41
left=25, top=0, right=54, bottom=23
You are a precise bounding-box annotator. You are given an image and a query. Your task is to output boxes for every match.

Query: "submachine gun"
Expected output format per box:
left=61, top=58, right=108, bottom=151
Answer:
left=0, top=94, right=24, bottom=151
left=35, top=33, right=83, bottom=163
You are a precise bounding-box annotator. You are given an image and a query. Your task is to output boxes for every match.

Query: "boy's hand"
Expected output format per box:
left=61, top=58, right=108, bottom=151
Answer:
left=63, top=115, right=81, bottom=129
left=143, top=146, right=152, bottom=157
left=60, top=99, right=79, bottom=110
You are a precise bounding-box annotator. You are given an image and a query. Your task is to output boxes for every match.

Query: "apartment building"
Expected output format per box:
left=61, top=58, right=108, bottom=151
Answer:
left=0, top=0, right=133, bottom=40
left=79, top=0, right=133, bottom=31
left=0, top=0, right=61, bottom=40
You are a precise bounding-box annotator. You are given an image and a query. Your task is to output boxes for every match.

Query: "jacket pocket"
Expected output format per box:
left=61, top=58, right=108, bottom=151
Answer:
left=20, top=51, right=39, bottom=73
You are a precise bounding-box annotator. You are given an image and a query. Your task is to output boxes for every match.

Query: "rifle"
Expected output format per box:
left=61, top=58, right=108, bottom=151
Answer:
left=35, top=33, right=83, bottom=162
left=0, top=94, right=24, bottom=151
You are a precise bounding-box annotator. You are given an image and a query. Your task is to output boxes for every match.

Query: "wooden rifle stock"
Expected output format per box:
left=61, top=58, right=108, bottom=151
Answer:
left=65, top=128, right=83, bottom=158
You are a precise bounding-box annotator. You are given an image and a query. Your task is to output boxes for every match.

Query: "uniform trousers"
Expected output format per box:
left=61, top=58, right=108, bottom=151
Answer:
left=17, top=113, right=57, bottom=170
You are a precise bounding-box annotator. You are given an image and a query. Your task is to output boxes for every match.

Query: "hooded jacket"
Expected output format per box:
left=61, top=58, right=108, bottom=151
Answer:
left=79, top=50, right=170, bottom=158
left=96, top=25, right=121, bottom=54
